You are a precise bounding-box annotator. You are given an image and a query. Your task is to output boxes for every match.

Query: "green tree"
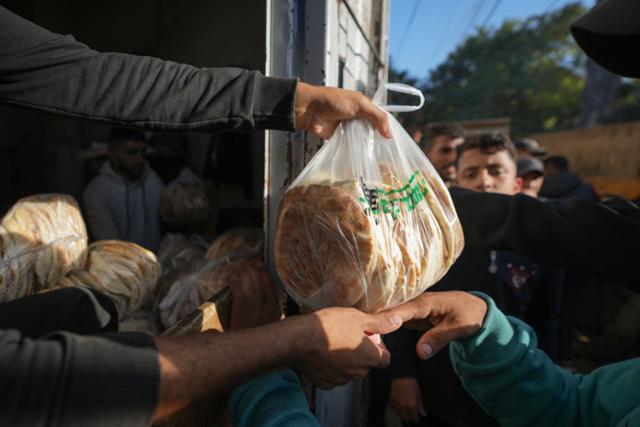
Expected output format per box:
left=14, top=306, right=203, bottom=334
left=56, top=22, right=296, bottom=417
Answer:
left=394, top=3, right=589, bottom=136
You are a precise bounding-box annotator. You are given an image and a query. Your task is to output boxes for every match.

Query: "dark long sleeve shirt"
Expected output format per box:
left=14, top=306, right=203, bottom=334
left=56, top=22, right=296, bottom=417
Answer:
left=0, top=4, right=297, bottom=427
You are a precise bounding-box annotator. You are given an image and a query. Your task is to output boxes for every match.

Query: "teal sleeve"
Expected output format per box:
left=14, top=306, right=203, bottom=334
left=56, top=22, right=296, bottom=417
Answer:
left=229, top=370, right=319, bottom=427
left=450, top=292, right=640, bottom=427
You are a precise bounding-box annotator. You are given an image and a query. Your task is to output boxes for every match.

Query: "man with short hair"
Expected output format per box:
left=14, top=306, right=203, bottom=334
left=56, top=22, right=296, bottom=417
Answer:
left=83, top=127, right=164, bottom=251
left=387, top=133, right=563, bottom=427
left=517, top=157, right=545, bottom=198
left=421, top=123, right=465, bottom=185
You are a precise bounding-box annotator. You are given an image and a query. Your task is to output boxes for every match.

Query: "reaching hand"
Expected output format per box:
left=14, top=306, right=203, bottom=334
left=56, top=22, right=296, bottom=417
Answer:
left=390, top=377, right=426, bottom=423
left=294, top=82, right=392, bottom=140
left=295, top=308, right=402, bottom=389
left=383, top=291, right=488, bottom=359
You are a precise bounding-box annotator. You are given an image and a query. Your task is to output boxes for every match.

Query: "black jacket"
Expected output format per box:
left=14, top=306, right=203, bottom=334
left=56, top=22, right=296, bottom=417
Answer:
left=450, top=188, right=640, bottom=290
left=540, top=171, right=598, bottom=201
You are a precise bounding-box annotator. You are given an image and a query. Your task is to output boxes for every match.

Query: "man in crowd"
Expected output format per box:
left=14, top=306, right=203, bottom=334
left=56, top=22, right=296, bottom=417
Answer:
left=420, top=123, right=465, bottom=185
left=83, top=127, right=164, bottom=251
left=517, top=156, right=546, bottom=198
left=541, top=155, right=598, bottom=201
left=387, top=133, right=563, bottom=427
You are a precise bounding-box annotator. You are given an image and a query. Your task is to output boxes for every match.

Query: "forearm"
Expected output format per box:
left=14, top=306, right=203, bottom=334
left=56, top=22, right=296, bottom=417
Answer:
left=450, top=187, right=640, bottom=288
left=450, top=293, right=579, bottom=427
left=153, top=316, right=312, bottom=421
left=0, top=5, right=296, bottom=132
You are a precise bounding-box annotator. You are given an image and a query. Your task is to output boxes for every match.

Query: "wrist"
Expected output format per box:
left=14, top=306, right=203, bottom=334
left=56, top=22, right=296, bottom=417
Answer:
left=275, top=314, right=321, bottom=369
left=294, top=81, right=315, bottom=129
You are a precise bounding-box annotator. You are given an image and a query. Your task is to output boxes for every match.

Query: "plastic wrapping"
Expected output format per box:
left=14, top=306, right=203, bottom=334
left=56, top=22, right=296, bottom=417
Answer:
left=204, top=228, right=264, bottom=260
left=275, top=84, right=464, bottom=313
left=55, top=240, right=161, bottom=320
left=158, top=254, right=262, bottom=329
left=159, top=169, right=210, bottom=226
left=0, top=194, right=88, bottom=302
left=157, top=233, right=208, bottom=272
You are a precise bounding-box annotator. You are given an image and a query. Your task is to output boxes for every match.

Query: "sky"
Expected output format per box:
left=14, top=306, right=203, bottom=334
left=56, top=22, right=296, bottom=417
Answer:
left=389, top=0, right=590, bottom=80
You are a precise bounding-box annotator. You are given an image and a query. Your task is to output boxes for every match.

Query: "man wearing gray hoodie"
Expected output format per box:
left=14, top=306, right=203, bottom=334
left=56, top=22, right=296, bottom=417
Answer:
left=83, top=128, right=164, bottom=251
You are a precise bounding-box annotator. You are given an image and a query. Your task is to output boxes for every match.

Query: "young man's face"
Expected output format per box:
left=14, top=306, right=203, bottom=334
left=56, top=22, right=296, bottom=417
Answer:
left=456, top=148, right=522, bottom=195
left=108, top=139, right=146, bottom=180
left=426, top=135, right=464, bottom=183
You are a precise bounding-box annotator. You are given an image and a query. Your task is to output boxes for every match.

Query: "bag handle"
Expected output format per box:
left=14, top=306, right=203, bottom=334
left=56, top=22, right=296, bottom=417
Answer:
left=373, top=83, right=425, bottom=113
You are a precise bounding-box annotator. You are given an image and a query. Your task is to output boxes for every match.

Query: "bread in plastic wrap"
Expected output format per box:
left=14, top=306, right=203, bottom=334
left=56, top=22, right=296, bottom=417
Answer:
left=275, top=86, right=464, bottom=313
left=204, top=228, right=264, bottom=260
left=55, top=240, right=160, bottom=320
left=159, top=184, right=210, bottom=226
left=157, top=233, right=208, bottom=272
left=0, top=194, right=88, bottom=302
left=158, top=255, right=261, bottom=329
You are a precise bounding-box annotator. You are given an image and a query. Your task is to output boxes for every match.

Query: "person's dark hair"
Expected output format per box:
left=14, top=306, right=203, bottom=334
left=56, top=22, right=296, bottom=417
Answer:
left=423, top=123, right=465, bottom=151
left=456, top=132, right=517, bottom=165
left=543, top=155, right=570, bottom=172
left=108, top=127, right=146, bottom=146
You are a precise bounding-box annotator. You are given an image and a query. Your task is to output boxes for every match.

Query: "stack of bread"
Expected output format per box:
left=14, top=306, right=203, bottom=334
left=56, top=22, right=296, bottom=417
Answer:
left=0, top=194, right=88, bottom=302
left=54, top=240, right=160, bottom=319
left=275, top=165, right=463, bottom=313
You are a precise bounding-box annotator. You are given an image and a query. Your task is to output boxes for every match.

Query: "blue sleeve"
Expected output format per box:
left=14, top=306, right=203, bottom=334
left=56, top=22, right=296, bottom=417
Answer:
left=229, top=370, right=319, bottom=427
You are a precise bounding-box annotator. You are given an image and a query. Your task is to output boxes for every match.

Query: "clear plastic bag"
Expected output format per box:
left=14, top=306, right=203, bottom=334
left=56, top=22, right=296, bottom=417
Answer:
left=159, top=169, right=211, bottom=226
left=275, top=83, right=464, bottom=313
left=0, top=194, right=88, bottom=302
left=157, top=255, right=260, bottom=329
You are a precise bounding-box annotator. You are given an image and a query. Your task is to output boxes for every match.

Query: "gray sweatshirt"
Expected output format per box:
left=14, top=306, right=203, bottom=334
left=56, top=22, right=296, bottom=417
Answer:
left=83, top=161, right=164, bottom=251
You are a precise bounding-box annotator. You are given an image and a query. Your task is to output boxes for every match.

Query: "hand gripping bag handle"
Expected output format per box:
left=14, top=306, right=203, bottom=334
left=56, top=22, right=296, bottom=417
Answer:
left=373, top=83, right=425, bottom=112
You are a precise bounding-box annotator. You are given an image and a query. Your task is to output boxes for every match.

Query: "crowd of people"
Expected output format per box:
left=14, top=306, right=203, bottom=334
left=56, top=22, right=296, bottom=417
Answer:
left=1, top=0, right=640, bottom=427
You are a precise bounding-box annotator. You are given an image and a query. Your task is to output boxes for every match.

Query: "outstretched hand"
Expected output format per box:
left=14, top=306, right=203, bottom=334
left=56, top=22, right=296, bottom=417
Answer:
left=382, top=291, right=488, bottom=359
left=294, top=82, right=392, bottom=140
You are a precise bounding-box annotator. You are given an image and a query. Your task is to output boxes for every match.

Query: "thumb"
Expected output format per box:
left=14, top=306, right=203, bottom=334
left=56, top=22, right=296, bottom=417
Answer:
left=415, top=320, right=460, bottom=360
left=364, top=312, right=403, bottom=335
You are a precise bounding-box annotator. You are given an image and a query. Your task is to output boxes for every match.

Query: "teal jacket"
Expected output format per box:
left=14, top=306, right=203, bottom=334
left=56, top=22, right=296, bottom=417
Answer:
left=451, top=292, right=640, bottom=427
left=229, top=370, right=319, bottom=427
left=229, top=293, right=640, bottom=427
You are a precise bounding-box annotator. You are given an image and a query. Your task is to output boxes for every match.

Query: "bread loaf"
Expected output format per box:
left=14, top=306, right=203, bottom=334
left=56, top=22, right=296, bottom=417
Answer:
left=0, top=194, right=88, bottom=301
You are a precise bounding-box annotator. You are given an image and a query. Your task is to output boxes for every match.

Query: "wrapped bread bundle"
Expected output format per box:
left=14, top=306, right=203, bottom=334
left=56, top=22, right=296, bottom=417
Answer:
left=204, top=228, right=264, bottom=260
left=0, top=194, right=88, bottom=302
left=157, top=233, right=208, bottom=272
left=158, top=256, right=259, bottom=329
left=55, top=240, right=160, bottom=320
left=159, top=183, right=210, bottom=226
left=275, top=84, right=464, bottom=313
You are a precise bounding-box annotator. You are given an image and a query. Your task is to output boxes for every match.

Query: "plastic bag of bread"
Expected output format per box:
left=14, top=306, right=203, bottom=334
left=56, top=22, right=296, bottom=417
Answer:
left=275, top=83, right=464, bottom=313
left=159, top=169, right=210, bottom=226
left=54, top=240, right=161, bottom=320
left=158, top=255, right=261, bottom=329
left=157, top=233, right=208, bottom=272
left=0, top=194, right=88, bottom=302
left=204, top=228, right=264, bottom=260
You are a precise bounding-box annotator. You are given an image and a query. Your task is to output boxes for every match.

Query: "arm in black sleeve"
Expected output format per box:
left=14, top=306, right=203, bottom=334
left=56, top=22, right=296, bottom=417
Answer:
left=450, top=187, right=640, bottom=289
left=0, top=329, right=159, bottom=427
left=525, top=268, right=564, bottom=361
left=385, top=327, right=420, bottom=379
left=0, top=5, right=296, bottom=132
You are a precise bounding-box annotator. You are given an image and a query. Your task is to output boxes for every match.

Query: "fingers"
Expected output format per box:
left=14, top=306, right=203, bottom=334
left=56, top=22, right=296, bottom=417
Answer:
left=358, top=97, right=392, bottom=139
left=382, top=295, right=433, bottom=324
left=364, top=312, right=403, bottom=335
left=415, top=319, right=461, bottom=360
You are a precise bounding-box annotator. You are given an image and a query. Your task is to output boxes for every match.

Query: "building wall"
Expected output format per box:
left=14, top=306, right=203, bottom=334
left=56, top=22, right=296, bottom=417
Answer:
left=530, top=121, right=640, bottom=199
